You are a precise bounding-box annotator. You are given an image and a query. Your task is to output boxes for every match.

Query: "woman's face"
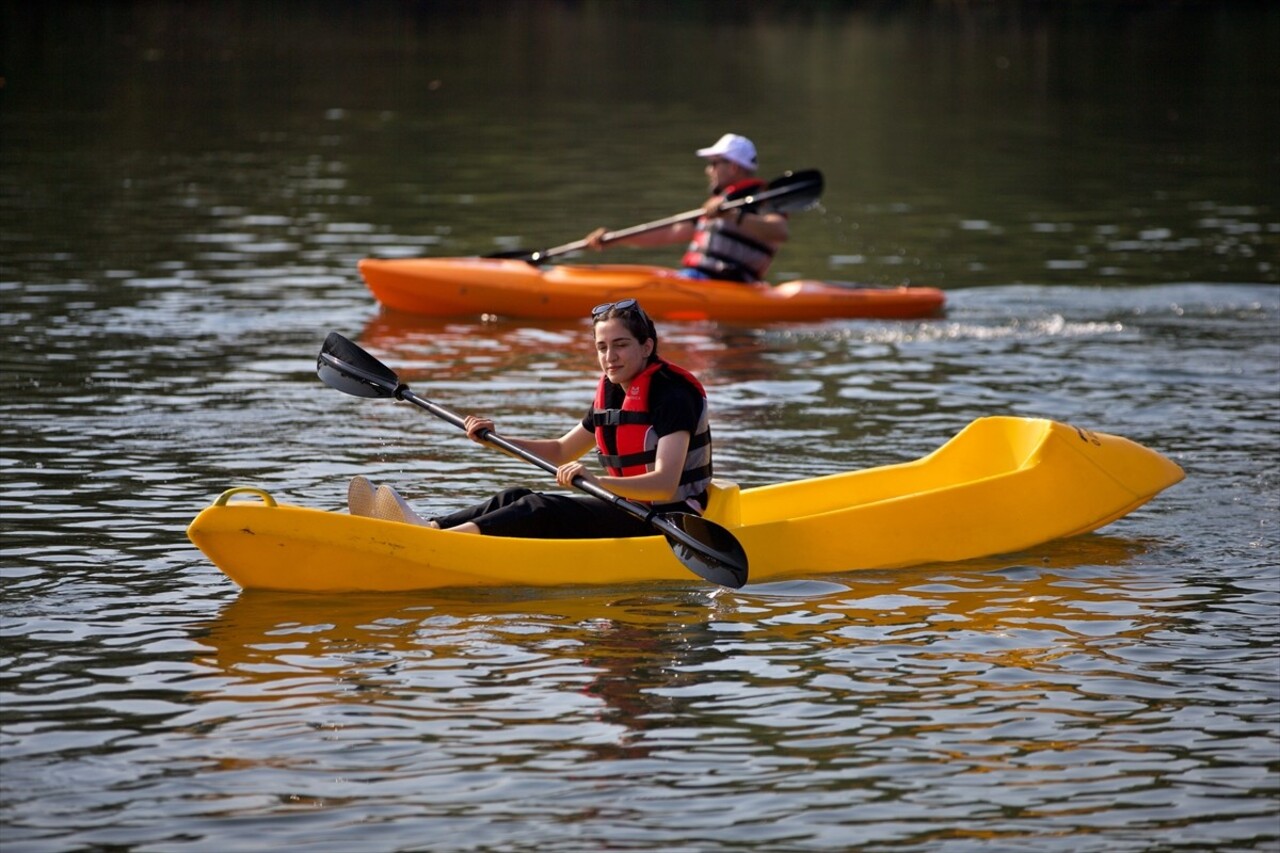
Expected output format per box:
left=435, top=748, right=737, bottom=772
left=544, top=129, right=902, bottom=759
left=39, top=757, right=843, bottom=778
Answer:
left=595, top=317, right=654, bottom=387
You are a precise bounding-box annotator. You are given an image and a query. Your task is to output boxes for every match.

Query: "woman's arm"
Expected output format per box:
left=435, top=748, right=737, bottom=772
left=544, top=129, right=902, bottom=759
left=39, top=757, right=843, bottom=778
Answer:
left=465, top=418, right=596, bottom=467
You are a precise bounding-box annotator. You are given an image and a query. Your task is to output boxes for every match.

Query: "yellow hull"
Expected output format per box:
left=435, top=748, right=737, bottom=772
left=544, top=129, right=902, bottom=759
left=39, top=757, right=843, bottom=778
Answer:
left=187, top=417, right=1184, bottom=593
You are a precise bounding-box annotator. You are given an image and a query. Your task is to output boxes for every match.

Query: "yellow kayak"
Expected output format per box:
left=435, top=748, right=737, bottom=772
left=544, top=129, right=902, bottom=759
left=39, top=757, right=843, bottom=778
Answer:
left=187, top=417, right=1183, bottom=593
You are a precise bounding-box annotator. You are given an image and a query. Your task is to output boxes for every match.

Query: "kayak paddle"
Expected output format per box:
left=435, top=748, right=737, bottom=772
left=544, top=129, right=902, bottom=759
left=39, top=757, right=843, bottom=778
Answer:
left=316, top=332, right=749, bottom=589
left=490, top=169, right=823, bottom=264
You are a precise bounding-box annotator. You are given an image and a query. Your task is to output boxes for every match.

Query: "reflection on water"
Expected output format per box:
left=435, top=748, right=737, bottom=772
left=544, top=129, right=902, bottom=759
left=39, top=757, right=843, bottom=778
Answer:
left=196, top=535, right=1160, bottom=709
left=359, top=307, right=804, bottom=388
left=2, top=2, right=1277, bottom=851
left=164, top=532, right=1274, bottom=849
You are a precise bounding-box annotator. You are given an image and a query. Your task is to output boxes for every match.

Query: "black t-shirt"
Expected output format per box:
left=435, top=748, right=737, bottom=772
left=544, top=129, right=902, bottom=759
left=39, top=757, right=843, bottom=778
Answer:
left=581, top=367, right=703, bottom=439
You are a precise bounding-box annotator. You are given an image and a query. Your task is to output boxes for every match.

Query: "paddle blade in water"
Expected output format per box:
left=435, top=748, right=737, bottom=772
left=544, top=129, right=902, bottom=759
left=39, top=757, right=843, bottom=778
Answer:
left=316, top=332, right=401, bottom=399
left=660, top=513, right=749, bottom=589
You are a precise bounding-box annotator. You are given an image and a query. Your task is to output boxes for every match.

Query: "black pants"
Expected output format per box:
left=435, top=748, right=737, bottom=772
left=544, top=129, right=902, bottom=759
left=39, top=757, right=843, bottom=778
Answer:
left=432, top=487, right=657, bottom=539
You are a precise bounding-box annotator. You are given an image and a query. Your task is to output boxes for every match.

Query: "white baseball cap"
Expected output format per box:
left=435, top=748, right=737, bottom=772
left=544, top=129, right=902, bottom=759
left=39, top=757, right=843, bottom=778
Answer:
left=695, top=133, right=758, bottom=170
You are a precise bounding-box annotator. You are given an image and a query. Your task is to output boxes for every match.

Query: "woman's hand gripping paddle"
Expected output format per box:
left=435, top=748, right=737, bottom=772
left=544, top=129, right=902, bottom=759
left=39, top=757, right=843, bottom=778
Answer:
left=316, top=333, right=749, bottom=589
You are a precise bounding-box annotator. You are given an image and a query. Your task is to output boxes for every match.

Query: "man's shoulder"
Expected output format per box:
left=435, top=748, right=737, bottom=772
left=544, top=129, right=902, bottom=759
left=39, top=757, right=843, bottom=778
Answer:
left=724, top=178, right=767, bottom=201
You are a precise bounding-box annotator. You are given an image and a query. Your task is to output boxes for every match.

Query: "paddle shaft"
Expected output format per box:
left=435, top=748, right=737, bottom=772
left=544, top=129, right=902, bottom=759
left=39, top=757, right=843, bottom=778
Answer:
left=394, top=388, right=739, bottom=565
left=397, top=387, right=677, bottom=528
left=525, top=172, right=822, bottom=261
left=316, top=343, right=662, bottom=516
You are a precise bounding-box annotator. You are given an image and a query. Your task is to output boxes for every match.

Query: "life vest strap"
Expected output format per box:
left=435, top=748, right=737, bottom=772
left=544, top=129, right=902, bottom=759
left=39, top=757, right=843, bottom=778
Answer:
left=680, top=463, right=713, bottom=486
left=597, top=449, right=656, bottom=470
left=596, top=429, right=710, bottom=472
left=590, top=408, right=651, bottom=428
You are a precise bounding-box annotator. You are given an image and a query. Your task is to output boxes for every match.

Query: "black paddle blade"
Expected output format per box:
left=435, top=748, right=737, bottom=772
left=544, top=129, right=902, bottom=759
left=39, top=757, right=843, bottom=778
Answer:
left=316, top=332, right=402, bottom=399
left=660, top=513, right=749, bottom=589
left=759, top=169, right=824, bottom=214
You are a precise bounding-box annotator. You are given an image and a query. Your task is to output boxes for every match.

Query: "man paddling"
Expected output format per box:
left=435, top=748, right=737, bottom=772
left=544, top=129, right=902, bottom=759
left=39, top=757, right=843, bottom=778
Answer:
left=583, top=133, right=790, bottom=283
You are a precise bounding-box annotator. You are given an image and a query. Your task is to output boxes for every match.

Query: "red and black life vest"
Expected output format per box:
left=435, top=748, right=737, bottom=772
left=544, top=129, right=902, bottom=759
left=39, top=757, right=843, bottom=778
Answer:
left=590, top=360, right=713, bottom=510
left=681, top=178, right=777, bottom=283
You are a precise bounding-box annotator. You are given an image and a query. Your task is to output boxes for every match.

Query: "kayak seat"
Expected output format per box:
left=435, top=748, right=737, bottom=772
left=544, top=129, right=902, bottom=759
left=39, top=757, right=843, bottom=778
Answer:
left=703, top=479, right=742, bottom=528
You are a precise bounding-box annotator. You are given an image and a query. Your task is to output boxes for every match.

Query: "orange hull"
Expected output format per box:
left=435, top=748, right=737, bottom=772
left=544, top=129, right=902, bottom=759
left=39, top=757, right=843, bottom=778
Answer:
left=358, top=258, right=945, bottom=322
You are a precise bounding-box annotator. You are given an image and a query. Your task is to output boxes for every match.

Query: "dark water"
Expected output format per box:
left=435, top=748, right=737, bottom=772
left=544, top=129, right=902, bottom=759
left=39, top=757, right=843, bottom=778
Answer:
left=2, top=3, right=1278, bottom=851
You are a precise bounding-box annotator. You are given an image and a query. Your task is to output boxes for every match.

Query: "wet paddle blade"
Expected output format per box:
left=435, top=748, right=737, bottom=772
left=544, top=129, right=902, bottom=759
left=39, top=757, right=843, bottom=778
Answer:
left=316, top=332, right=400, bottom=398
left=758, top=169, right=824, bottom=213
left=660, top=513, right=750, bottom=589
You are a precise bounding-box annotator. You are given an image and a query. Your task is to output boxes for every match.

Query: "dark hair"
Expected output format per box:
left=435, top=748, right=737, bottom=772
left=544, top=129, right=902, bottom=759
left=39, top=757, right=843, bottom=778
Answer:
left=592, top=301, right=659, bottom=363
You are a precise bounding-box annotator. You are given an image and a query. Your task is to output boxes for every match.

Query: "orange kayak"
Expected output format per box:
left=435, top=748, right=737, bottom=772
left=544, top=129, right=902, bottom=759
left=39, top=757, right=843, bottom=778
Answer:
left=358, top=258, right=946, bottom=322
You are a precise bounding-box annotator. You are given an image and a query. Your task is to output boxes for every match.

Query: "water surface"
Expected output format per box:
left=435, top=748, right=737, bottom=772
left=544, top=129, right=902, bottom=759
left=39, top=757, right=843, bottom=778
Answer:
left=2, top=3, right=1277, bottom=851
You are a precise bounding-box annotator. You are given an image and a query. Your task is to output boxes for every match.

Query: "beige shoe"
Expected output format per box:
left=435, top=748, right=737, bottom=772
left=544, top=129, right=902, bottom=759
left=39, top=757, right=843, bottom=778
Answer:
left=373, top=484, right=438, bottom=527
left=348, top=475, right=376, bottom=516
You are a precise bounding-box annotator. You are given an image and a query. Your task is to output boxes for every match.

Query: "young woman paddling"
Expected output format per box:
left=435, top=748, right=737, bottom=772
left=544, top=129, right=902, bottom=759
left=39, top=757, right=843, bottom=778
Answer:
left=349, top=299, right=713, bottom=538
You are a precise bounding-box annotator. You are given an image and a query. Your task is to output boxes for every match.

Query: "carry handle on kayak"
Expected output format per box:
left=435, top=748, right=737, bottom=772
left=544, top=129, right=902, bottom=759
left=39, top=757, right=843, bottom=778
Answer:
left=488, top=169, right=823, bottom=264
left=316, top=332, right=749, bottom=589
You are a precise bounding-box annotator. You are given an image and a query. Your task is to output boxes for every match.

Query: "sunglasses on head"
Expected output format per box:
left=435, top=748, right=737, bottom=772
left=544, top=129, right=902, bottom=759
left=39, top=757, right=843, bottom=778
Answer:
left=591, top=298, right=643, bottom=319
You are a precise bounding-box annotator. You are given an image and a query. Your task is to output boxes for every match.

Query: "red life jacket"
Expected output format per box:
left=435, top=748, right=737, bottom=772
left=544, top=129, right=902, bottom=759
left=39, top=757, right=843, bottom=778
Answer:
left=590, top=360, right=713, bottom=510
left=681, top=178, right=777, bottom=282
